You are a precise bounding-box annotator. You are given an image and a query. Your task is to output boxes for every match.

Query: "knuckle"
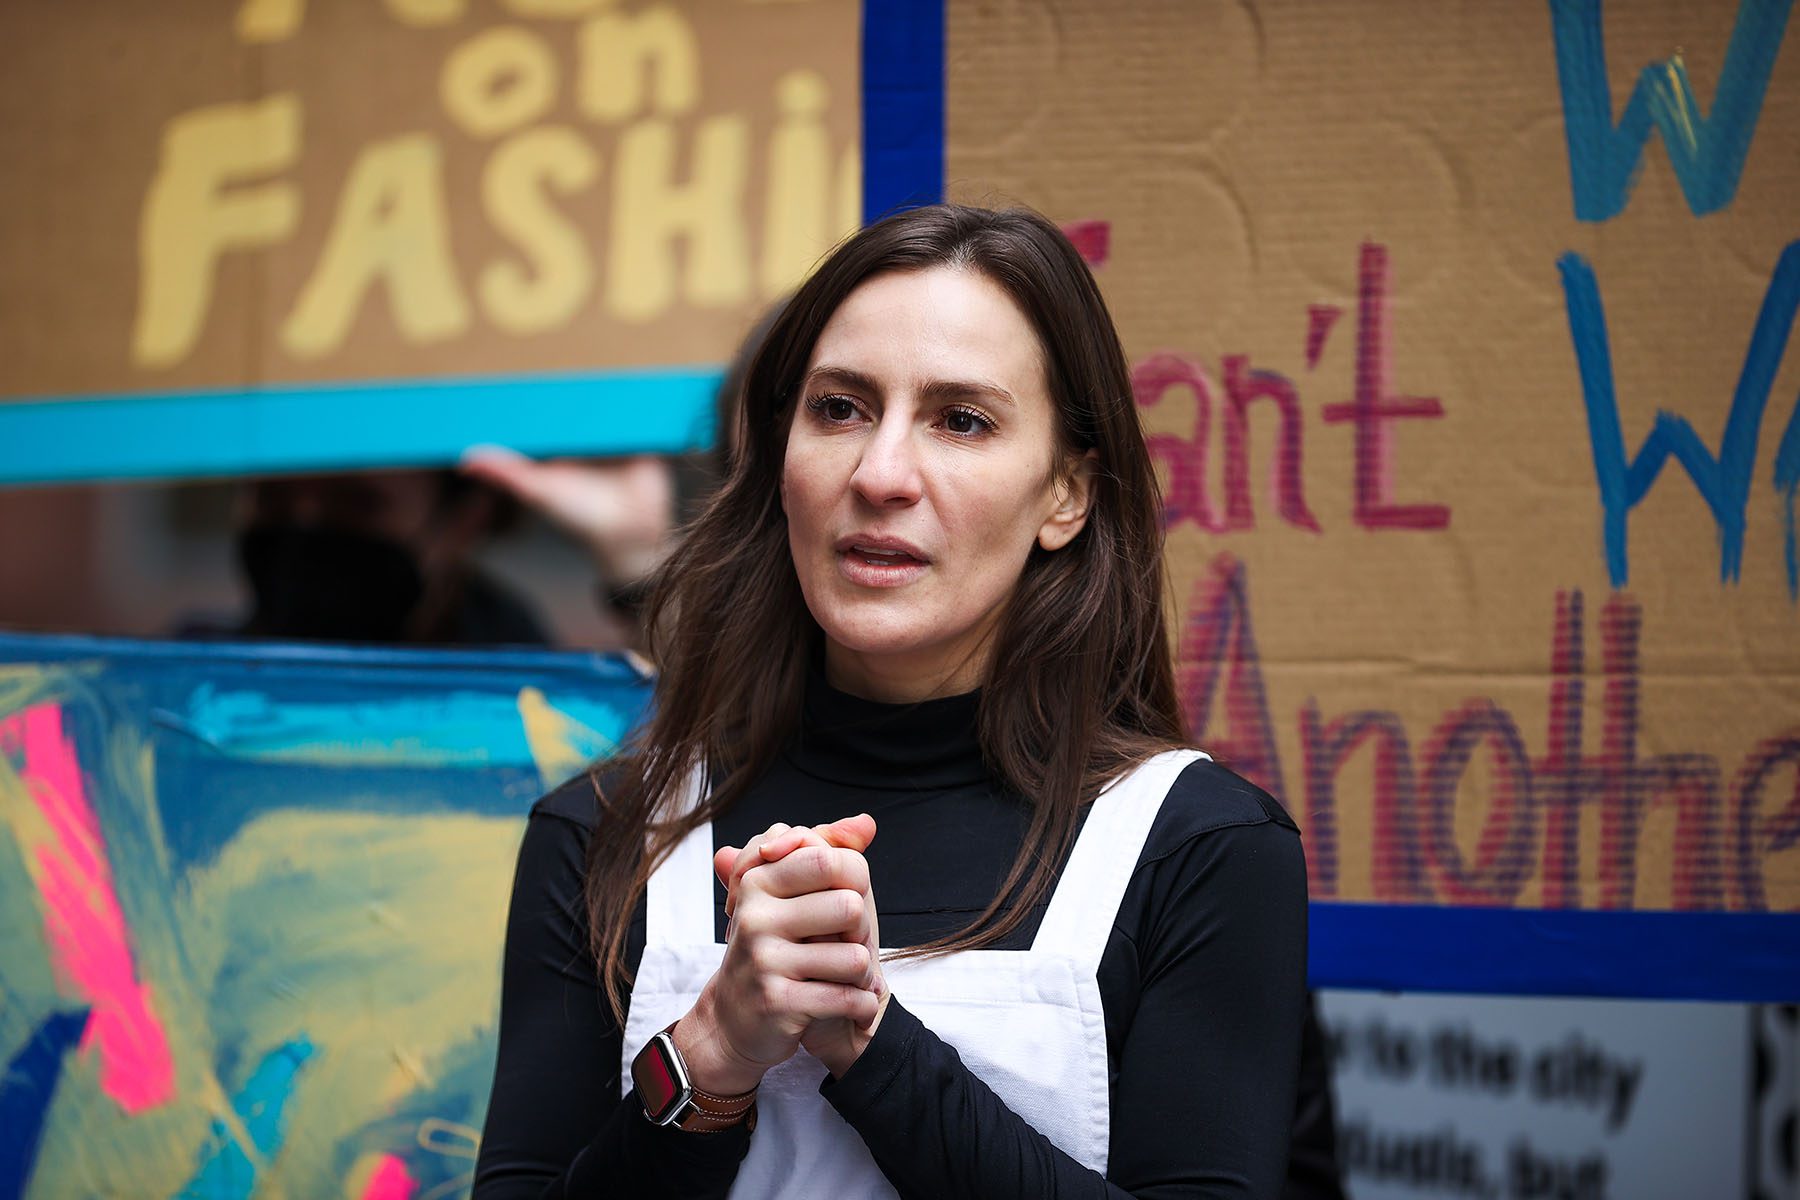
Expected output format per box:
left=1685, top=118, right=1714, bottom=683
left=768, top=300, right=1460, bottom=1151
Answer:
left=846, top=853, right=869, bottom=890
left=746, top=940, right=777, bottom=974
left=797, top=845, right=834, bottom=876
left=834, top=890, right=861, bottom=925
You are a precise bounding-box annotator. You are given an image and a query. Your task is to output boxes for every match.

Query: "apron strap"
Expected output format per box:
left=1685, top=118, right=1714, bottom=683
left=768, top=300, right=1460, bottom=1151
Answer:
left=1031, top=748, right=1210, bottom=966
left=645, top=763, right=720, bottom=947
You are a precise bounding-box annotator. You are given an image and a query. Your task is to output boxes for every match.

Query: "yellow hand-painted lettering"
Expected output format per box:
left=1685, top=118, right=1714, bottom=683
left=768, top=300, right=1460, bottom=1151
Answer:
left=480, top=126, right=600, bottom=334
left=132, top=94, right=302, bottom=368
left=576, top=5, right=699, bottom=123
left=441, top=26, right=559, bottom=140
left=281, top=134, right=471, bottom=358
left=607, top=115, right=751, bottom=323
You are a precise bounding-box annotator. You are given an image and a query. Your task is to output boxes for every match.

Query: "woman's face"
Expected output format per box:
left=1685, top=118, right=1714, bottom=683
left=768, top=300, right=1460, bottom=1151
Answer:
left=781, top=265, right=1091, bottom=701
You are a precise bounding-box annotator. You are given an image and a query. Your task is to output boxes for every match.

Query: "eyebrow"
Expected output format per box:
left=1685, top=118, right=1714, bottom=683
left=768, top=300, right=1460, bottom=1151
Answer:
left=805, top=364, right=1018, bottom=408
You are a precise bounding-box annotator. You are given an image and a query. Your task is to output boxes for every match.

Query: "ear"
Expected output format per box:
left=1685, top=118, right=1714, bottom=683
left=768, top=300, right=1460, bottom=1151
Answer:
left=1037, top=449, right=1096, bottom=552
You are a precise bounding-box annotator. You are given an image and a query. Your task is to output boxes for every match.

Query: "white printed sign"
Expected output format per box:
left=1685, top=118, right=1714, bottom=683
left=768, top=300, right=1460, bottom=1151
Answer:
left=1317, top=992, right=1751, bottom=1200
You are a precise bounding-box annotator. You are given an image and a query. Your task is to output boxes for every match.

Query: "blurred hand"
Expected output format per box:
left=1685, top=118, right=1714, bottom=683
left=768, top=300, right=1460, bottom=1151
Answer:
left=460, top=446, right=675, bottom=584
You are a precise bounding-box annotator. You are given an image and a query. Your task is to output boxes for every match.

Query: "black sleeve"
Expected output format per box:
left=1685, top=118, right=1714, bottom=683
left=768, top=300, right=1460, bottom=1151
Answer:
left=1281, top=995, right=1347, bottom=1200
left=472, top=808, right=752, bottom=1199
left=820, top=818, right=1309, bottom=1198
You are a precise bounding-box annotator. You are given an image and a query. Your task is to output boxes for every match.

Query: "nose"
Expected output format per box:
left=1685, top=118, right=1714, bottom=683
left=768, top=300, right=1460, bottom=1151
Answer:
left=848, top=416, right=923, bottom=508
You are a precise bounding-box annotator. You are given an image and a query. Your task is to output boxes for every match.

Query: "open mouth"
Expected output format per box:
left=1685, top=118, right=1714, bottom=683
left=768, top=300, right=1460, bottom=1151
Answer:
left=846, top=544, right=926, bottom=568
left=835, top=537, right=930, bottom=586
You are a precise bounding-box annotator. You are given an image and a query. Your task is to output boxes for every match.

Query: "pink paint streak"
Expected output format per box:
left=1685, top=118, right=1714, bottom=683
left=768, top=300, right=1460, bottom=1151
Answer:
left=1319, top=243, right=1450, bottom=530
left=1060, top=220, right=1110, bottom=267
left=10, top=704, right=174, bottom=1113
left=1304, top=304, right=1342, bottom=370
left=358, top=1154, right=418, bottom=1200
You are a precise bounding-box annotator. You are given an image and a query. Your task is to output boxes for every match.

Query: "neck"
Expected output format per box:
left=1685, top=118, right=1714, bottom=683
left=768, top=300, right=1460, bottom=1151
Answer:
left=823, top=638, right=989, bottom=703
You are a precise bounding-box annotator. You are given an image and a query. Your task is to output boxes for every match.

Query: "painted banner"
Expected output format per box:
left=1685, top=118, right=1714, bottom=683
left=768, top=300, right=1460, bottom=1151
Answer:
left=0, top=634, right=648, bottom=1199
left=946, top=0, right=1800, bottom=994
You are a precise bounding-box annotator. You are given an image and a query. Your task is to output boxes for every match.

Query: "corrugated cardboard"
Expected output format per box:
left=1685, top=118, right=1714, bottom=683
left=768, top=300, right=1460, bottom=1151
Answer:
left=0, top=0, right=860, bottom=397
left=948, top=0, right=1800, bottom=913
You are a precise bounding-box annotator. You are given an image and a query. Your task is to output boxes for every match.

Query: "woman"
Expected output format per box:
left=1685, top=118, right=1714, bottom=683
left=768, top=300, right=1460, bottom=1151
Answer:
left=474, top=204, right=1308, bottom=1197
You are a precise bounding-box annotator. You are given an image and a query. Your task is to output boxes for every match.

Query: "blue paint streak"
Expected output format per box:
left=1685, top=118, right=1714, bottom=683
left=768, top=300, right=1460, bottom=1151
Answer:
left=1549, top=0, right=1791, bottom=222
left=173, top=1037, right=315, bottom=1200
left=175, top=684, right=630, bottom=774
left=1775, top=397, right=1800, bottom=598
left=1310, top=903, right=1800, bottom=1001
left=1560, top=241, right=1800, bottom=587
left=0, top=366, right=722, bottom=487
left=0, top=1009, right=90, bottom=1200
left=861, top=0, right=945, bottom=222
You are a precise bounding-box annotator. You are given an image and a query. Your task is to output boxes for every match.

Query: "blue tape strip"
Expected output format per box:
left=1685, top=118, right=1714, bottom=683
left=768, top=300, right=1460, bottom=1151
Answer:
left=0, top=368, right=723, bottom=486
left=0, top=630, right=646, bottom=681
left=1310, top=902, right=1800, bottom=1002
left=861, top=0, right=945, bottom=222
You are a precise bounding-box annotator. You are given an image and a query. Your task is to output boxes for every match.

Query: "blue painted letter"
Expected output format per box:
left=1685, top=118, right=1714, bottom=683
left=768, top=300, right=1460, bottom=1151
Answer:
left=1560, top=242, right=1800, bottom=588
left=1549, top=0, right=1791, bottom=221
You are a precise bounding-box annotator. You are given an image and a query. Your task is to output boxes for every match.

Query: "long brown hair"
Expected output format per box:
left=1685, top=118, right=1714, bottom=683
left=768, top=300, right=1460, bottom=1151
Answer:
left=585, top=203, right=1186, bottom=1019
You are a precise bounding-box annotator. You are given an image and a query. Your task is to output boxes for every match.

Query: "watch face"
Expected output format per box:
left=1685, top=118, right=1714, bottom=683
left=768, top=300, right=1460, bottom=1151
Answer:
left=633, top=1032, right=690, bottom=1124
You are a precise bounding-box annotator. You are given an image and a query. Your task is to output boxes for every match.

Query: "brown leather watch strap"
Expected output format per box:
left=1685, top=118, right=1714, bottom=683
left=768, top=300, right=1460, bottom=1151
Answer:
left=664, top=1022, right=758, bottom=1133
left=672, top=1084, right=758, bottom=1133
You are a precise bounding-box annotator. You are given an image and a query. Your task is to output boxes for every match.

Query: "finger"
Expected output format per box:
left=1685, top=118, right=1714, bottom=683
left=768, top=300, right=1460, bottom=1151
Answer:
left=754, top=823, right=832, bottom=864
left=743, top=844, right=870, bottom=901
left=728, top=824, right=829, bottom=915
left=719, top=823, right=797, bottom=917
left=751, top=939, right=876, bottom=988
left=778, top=979, right=882, bottom=1027
left=814, top=813, right=876, bottom=854
left=737, top=887, right=870, bottom=943
left=459, top=446, right=550, bottom=502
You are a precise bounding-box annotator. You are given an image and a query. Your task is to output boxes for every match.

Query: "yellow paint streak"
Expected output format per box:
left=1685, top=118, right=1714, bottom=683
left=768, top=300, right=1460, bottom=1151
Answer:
left=176, top=807, right=524, bottom=1192
left=1662, top=54, right=1700, bottom=154
left=517, top=686, right=612, bottom=785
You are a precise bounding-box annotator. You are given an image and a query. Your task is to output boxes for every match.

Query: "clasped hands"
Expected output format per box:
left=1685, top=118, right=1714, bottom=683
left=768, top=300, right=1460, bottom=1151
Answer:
left=671, top=814, right=888, bottom=1096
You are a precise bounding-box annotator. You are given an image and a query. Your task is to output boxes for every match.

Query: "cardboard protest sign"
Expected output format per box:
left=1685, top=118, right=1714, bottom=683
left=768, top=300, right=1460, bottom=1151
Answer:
left=0, top=0, right=863, bottom=482
left=945, top=0, right=1800, bottom=991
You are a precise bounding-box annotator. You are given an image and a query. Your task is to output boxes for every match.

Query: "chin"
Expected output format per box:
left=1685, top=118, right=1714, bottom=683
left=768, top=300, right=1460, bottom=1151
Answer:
left=804, top=583, right=955, bottom=657
left=813, top=607, right=941, bottom=659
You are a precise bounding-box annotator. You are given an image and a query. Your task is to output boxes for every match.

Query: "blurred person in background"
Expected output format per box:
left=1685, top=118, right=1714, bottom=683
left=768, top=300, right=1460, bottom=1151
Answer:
left=183, top=469, right=551, bottom=647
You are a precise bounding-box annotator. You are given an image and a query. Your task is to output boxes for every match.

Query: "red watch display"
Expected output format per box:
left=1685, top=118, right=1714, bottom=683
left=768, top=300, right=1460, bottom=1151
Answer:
left=633, top=1027, right=693, bottom=1126
left=630, top=1022, right=758, bottom=1132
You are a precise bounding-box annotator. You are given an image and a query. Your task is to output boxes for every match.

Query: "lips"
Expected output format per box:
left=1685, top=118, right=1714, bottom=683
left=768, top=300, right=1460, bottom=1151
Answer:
left=834, top=534, right=930, bottom=565
left=833, top=534, right=931, bottom=587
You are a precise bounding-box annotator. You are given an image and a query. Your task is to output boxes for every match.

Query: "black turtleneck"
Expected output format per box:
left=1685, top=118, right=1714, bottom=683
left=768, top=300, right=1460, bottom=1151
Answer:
left=474, top=674, right=1316, bottom=1199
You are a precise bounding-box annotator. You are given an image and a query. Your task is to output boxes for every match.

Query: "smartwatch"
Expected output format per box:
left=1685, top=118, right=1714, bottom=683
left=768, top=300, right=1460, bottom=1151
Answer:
left=631, top=1022, right=757, bottom=1132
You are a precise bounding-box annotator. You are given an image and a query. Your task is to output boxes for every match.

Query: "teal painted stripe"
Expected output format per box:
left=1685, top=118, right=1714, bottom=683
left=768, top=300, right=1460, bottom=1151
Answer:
left=172, top=1036, right=315, bottom=1200
left=0, top=367, right=723, bottom=486
left=173, top=682, right=632, bottom=774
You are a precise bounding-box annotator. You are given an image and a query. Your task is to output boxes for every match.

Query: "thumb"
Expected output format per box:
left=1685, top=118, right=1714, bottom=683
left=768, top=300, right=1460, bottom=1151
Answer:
left=713, top=844, right=740, bottom=889
left=816, top=813, right=876, bottom=853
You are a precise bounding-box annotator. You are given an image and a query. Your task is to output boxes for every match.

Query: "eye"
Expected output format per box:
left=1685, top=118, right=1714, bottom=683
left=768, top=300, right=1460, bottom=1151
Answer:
left=940, top=406, right=995, bottom=436
left=806, top=393, right=863, bottom=424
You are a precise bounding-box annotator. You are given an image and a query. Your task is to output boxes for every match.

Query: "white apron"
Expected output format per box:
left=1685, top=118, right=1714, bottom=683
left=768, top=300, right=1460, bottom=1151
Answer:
left=621, top=748, right=1208, bottom=1198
